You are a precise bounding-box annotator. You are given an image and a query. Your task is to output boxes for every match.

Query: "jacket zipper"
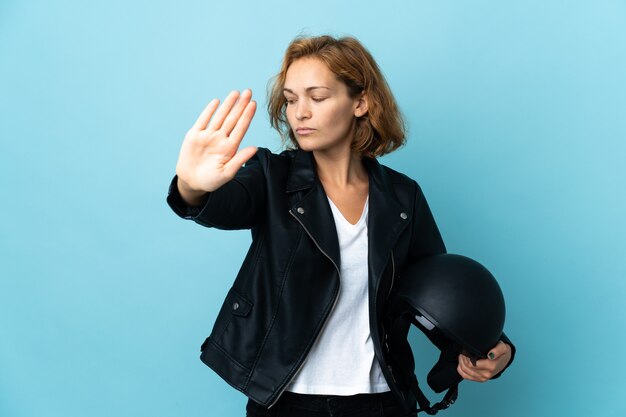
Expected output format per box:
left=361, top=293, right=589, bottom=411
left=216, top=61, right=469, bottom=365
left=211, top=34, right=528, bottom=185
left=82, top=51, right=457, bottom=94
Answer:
left=381, top=251, right=395, bottom=357
left=387, top=250, right=395, bottom=300
left=377, top=250, right=406, bottom=400
left=267, top=210, right=342, bottom=409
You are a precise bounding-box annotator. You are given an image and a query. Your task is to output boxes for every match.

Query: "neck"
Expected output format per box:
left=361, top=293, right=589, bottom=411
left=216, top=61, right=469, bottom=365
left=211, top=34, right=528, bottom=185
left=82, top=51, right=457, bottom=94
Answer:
left=312, top=147, right=368, bottom=188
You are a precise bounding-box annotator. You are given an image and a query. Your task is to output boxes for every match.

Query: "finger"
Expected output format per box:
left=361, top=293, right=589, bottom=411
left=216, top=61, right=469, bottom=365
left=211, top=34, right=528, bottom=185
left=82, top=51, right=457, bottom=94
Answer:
left=191, top=99, right=219, bottom=131
left=459, top=353, right=469, bottom=367
left=457, top=358, right=489, bottom=382
left=223, top=146, right=258, bottom=178
left=487, top=341, right=507, bottom=360
left=207, top=90, right=241, bottom=132
left=472, top=357, right=498, bottom=373
left=459, top=353, right=475, bottom=368
left=460, top=354, right=491, bottom=379
left=456, top=362, right=469, bottom=379
left=228, top=100, right=257, bottom=143
left=458, top=354, right=475, bottom=374
left=457, top=361, right=486, bottom=382
left=221, top=89, right=253, bottom=135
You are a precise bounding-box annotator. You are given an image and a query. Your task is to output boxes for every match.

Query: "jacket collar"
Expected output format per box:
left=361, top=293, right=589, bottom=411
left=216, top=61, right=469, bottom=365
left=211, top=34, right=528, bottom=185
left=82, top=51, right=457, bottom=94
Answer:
left=285, top=148, right=317, bottom=193
left=285, top=149, right=410, bottom=288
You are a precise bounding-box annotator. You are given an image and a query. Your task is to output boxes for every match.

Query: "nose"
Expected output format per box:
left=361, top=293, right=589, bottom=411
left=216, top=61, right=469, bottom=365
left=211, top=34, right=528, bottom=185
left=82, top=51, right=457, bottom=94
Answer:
left=295, top=101, right=311, bottom=120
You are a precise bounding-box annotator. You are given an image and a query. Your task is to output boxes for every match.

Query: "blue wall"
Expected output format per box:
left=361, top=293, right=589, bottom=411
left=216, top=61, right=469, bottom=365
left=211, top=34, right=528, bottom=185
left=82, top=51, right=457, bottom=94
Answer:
left=1, top=1, right=624, bottom=416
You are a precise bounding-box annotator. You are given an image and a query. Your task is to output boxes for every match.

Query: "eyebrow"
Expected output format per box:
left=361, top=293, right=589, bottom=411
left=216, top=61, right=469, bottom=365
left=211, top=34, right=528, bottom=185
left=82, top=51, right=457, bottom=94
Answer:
left=283, top=86, right=331, bottom=94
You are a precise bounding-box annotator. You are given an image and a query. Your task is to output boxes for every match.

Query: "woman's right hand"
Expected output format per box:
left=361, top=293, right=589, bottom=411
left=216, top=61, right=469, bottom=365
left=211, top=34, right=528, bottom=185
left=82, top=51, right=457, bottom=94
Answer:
left=175, top=89, right=258, bottom=205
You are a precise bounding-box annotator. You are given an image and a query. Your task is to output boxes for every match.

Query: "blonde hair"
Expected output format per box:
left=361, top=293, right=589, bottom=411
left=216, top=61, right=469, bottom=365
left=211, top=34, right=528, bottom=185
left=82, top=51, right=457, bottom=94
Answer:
left=267, top=35, right=406, bottom=158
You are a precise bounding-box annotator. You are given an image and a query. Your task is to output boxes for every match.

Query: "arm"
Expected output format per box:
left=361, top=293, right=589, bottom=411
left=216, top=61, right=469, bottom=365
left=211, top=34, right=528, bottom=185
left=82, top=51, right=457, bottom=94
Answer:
left=167, top=149, right=267, bottom=230
left=166, top=89, right=261, bottom=229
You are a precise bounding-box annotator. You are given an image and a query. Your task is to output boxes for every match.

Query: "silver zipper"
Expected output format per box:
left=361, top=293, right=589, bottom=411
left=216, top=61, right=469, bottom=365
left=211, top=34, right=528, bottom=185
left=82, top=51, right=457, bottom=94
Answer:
left=382, top=251, right=395, bottom=355
left=267, top=209, right=342, bottom=409
left=387, top=250, right=396, bottom=300
left=377, top=250, right=404, bottom=398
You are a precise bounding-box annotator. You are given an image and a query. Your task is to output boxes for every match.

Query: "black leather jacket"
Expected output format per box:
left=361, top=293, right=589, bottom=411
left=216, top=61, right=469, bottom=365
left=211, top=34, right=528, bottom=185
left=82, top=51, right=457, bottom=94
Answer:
left=167, top=147, right=515, bottom=412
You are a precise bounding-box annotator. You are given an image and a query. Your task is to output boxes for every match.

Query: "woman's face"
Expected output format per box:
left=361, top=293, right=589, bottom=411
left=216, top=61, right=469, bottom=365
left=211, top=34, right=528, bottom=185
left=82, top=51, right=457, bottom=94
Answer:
left=283, top=57, right=365, bottom=154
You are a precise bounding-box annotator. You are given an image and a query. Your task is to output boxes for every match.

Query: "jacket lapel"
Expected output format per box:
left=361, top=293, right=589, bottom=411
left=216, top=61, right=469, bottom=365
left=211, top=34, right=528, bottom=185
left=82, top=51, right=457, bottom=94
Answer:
left=286, top=150, right=341, bottom=270
left=286, top=150, right=410, bottom=286
left=363, top=157, right=411, bottom=287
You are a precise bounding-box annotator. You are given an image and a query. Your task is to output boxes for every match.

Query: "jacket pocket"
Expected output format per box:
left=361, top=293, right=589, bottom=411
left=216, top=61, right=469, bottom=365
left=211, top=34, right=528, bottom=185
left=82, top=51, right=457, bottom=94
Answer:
left=208, top=287, right=260, bottom=369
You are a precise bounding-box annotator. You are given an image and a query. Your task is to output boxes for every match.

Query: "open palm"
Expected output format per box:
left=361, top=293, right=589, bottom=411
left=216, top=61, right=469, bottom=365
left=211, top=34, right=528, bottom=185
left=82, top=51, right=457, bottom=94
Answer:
left=176, top=89, right=258, bottom=201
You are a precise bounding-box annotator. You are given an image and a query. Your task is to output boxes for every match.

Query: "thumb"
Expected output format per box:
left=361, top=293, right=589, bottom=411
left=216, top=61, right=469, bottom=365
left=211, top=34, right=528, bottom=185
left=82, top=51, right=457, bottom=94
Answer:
left=487, top=341, right=506, bottom=360
left=224, top=146, right=258, bottom=177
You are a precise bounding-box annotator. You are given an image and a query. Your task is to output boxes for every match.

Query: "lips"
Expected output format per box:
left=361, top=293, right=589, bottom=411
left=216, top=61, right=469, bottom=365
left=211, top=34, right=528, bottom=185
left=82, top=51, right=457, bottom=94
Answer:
left=296, top=127, right=316, bottom=135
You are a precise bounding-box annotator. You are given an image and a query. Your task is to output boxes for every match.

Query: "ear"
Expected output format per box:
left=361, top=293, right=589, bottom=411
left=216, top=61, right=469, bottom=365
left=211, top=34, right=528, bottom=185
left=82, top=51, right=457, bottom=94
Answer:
left=354, top=92, right=369, bottom=118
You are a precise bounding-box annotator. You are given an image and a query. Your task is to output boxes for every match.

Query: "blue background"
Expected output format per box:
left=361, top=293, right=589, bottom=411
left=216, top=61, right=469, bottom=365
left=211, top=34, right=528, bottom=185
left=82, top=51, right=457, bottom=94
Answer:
left=1, top=1, right=625, bottom=416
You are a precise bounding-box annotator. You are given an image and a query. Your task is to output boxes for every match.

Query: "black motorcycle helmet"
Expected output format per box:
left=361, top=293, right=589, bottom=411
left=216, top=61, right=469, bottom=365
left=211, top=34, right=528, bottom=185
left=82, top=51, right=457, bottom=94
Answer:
left=387, top=254, right=506, bottom=415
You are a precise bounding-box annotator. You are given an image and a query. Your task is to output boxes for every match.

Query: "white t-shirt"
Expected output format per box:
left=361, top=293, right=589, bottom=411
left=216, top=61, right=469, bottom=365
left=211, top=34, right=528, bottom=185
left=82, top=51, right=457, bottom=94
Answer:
left=286, top=195, right=390, bottom=395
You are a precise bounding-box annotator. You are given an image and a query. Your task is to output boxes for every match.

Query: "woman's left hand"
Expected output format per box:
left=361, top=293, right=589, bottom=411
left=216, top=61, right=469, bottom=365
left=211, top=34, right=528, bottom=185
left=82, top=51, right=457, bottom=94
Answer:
left=457, top=341, right=512, bottom=382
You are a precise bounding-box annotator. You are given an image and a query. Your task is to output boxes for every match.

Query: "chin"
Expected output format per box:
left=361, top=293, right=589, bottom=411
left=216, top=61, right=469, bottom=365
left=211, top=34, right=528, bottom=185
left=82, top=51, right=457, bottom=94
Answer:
left=294, top=137, right=318, bottom=151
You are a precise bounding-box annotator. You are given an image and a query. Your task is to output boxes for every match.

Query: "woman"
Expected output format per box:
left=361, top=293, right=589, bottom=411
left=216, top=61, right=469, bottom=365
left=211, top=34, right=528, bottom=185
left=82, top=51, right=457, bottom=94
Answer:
left=167, top=35, right=514, bottom=417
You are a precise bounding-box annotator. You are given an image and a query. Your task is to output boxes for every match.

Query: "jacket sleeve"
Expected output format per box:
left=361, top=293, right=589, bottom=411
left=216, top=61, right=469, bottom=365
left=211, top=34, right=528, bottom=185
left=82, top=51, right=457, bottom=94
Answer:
left=166, top=149, right=267, bottom=230
left=406, top=181, right=447, bottom=262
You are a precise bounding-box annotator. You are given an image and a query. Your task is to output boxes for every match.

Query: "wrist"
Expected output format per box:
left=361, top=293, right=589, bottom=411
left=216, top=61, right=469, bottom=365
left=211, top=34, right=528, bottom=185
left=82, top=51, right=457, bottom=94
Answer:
left=177, top=178, right=209, bottom=207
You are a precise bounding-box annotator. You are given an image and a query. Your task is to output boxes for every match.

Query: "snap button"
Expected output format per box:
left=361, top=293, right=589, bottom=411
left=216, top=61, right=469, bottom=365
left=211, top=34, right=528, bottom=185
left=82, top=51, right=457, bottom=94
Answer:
left=400, top=212, right=407, bottom=220
left=232, top=302, right=239, bottom=311
left=297, top=207, right=305, bottom=214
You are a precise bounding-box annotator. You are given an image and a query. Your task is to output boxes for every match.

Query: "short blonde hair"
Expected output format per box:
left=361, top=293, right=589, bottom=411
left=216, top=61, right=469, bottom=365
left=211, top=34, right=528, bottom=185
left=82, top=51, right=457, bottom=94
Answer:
left=267, top=35, right=406, bottom=158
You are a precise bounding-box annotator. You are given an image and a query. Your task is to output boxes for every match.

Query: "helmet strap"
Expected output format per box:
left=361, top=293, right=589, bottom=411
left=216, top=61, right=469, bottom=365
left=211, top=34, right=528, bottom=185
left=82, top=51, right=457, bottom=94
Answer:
left=408, top=375, right=458, bottom=415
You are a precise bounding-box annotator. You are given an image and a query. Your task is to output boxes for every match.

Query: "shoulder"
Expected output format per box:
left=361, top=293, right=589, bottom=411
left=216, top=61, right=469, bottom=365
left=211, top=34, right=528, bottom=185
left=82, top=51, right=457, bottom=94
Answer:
left=379, top=163, right=416, bottom=185
left=373, top=158, right=424, bottom=195
left=239, top=147, right=303, bottom=188
left=245, top=147, right=298, bottom=167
